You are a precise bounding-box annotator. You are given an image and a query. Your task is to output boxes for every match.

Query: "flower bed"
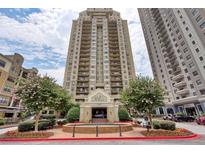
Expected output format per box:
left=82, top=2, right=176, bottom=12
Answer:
left=0, top=131, right=54, bottom=138
left=141, top=128, right=193, bottom=137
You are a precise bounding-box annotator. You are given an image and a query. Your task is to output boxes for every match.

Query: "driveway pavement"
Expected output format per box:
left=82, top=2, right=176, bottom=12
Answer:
left=176, top=122, right=205, bottom=135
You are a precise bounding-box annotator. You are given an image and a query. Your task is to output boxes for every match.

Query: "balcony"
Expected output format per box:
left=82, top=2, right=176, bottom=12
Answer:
left=172, top=73, right=184, bottom=81
left=111, top=72, right=121, bottom=76
left=78, top=68, right=89, bottom=71
left=110, top=67, right=121, bottom=71
left=78, top=72, right=89, bottom=77
left=110, top=62, right=121, bottom=66
left=172, top=67, right=181, bottom=75
left=111, top=83, right=123, bottom=87
left=77, top=84, right=89, bottom=88
left=79, top=58, right=89, bottom=62
left=174, top=81, right=186, bottom=88
left=110, top=58, right=120, bottom=61
left=176, top=89, right=189, bottom=95
left=111, top=78, right=122, bottom=82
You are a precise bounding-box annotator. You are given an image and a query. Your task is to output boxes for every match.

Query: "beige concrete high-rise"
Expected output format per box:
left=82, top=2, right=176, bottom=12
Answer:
left=138, top=8, right=205, bottom=116
left=63, top=8, right=135, bottom=122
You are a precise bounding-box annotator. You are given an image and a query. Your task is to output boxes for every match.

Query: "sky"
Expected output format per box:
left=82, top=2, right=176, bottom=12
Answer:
left=0, top=8, right=153, bottom=85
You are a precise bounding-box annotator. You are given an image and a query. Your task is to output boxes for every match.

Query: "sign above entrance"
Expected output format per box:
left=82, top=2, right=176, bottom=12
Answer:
left=91, top=93, right=107, bottom=103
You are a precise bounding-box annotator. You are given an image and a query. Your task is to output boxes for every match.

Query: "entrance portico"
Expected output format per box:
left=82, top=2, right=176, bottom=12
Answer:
left=79, top=89, right=119, bottom=122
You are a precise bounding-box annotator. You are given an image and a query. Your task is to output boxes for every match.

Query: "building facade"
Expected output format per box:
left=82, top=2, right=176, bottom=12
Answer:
left=138, top=8, right=205, bottom=116
left=0, top=53, right=38, bottom=122
left=63, top=8, right=135, bottom=122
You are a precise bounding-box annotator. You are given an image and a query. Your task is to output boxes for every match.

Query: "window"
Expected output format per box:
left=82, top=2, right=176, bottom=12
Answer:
left=191, top=9, right=198, bottom=16
left=192, top=41, right=196, bottom=45
left=200, top=89, right=205, bottom=95
left=189, top=62, right=194, bottom=68
left=199, top=56, right=204, bottom=61
left=187, top=76, right=191, bottom=80
left=178, top=35, right=182, bottom=40
left=195, top=48, right=200, bottom=53
left=186, top=55, right=191, bottom=60
left=0, top=60, right=6, bottom=68
left=196, top=15, right=203, bottom=23
left=200, top=22, right=205, bottom=29
left=185, top=27, right=189, bottom=31
left=193, top=71, right=198, bottom=76
left=189, top=33, right=192, bottom=38
left=181, top=41, right=185, bottom=46
left=190, top=84, right=194, bottom=89
left=183, top=48, right=188, bottom=53
left=196, top=79, right=202, bottom=85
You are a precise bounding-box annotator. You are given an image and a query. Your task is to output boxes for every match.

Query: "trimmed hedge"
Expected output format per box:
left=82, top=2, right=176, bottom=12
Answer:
left=66, top=107, right=80, bottom=122
left=153, top=120, right=176, bottom=131
left=0, top=118, right=5, bottom=126
left=18, top=119, right=55, bottom=132
left=18, top=121, right=34, bottom=132
left=118, top=108, right=130, bottom=121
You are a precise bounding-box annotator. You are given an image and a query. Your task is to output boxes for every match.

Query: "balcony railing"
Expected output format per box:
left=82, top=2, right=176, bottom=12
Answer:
left=176, top=89, right=189, bottom=95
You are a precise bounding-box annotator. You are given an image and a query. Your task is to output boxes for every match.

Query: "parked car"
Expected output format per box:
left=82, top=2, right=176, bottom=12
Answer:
left=196, top=115, right=205, bottom=125
left=173, top=115, right=195, bottom=122
left=163, top=114, right=174, bottom=120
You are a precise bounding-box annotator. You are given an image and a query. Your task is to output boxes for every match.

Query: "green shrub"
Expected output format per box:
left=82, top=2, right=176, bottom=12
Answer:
left=201, top=112, right=205, bottom=116
left=153, top=120, right=160, bottom=129
left=18, top=119, right=55, bottom=132
left=176, top=112, right=185, bottom=116
left=153, top=120, right=176, bottom=131
left=38, top=121, right=50, bottom=130
left=66, top=107, right=80, bottom=122
left=0, top=118, right=5, bottom=126
left=18, top=121, right=35, bottom=132
left=118, top=108, right=130, bottom=121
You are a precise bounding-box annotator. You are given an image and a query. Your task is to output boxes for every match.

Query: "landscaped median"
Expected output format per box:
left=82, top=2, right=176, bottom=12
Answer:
left=0, top=121, right=200, bottom=142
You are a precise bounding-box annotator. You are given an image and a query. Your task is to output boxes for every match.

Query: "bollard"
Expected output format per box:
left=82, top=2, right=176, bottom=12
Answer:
left=146, top=122, right=151, bottom=132
left=96, top=125, right=99, bottom=137
left=119, top=124, right=122, bottom=137
left=72, top=124, right=76, bottom=137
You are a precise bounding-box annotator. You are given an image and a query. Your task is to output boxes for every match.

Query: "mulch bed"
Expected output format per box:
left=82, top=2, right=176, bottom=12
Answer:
left=0, top=130, right=54, bottom=138
left=141, top=128, right=193, bottom=137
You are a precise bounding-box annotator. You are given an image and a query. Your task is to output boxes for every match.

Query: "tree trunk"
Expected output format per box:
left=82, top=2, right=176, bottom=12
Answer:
left=35, top=112, right=40, bottom=131
left=148, top=112, right=153, bottom=129
left=56, top=111, right=60, bottom=119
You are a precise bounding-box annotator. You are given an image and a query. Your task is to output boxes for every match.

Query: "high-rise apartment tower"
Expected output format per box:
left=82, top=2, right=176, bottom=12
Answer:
left=64, top=8, right=135, bottom=122
left=138, top=8, right=205, bottom=116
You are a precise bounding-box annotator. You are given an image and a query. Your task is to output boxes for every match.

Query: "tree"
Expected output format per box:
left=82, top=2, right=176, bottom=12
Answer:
left=121, top=76, right=165, bottom=128
left=53, top=85, right=73, bottom=118
left=16, top=75, right=58, bottom=131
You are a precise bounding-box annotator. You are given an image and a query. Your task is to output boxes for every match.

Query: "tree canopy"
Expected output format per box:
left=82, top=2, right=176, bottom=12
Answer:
left=16, top=75, right=73, bottom=131
left=121, top=76, right=165, bottom=127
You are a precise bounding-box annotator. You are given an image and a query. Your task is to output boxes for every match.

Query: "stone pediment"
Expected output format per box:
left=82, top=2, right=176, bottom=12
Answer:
left=91, top=93, right=107, bottom=102
left=88, top=89, right=110, bottom=103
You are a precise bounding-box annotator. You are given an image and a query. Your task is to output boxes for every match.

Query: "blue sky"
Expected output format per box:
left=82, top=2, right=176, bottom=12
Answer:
left=0, top=8, right=153, bottom=85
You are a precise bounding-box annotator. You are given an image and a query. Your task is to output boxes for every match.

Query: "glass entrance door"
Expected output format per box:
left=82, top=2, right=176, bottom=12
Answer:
left=92, top=108, right=107, bottom=119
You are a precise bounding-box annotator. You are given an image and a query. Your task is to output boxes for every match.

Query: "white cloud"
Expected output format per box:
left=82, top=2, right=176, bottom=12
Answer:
left=38, top=67, right=65, bottom=85
left=0, top=8, right=153, bottom=85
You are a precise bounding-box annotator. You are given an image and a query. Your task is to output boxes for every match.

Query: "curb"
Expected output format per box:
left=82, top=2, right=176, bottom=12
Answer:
left=0, top=134, right=200, bottom=142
